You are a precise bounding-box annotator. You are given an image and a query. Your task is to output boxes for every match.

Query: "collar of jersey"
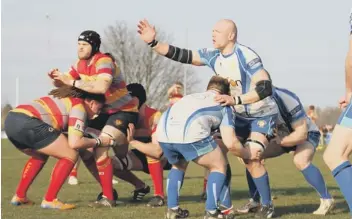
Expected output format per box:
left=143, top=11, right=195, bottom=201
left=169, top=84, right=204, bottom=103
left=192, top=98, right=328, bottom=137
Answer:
left=221, top=43, right=237, bottom=58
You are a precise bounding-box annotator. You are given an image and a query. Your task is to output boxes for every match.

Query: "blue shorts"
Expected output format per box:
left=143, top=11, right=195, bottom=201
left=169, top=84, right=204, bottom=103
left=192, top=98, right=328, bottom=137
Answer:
left=159, top=136, right=217, bottom=165
left=235, top=114, right=278, bottom=140
left=282, top=131, right=321, bottom=153
left=337, top=102, right=352, bottom=128
left=307, top=131, right=321, bottom=148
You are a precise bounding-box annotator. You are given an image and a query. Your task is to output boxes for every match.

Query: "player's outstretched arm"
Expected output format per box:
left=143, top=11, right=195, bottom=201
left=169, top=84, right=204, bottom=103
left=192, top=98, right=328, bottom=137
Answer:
left=127, top=124, right=163, bottom=159
left=277, top=119, right=308, bottom=147
left=137, top=19, right=204, bottom=66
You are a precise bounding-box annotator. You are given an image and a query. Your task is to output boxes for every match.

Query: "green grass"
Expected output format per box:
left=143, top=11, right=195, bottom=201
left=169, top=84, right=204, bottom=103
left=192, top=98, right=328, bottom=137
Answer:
left=1, top=139, right=351, bottom=219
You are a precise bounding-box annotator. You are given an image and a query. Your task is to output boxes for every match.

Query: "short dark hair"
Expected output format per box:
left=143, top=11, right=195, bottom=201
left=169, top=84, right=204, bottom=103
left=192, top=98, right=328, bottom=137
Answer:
left=206, top=76, right=230, bottom=95
left=127, top=83, right=147, bottom=109
left=309, top=105, right=315, bottom=110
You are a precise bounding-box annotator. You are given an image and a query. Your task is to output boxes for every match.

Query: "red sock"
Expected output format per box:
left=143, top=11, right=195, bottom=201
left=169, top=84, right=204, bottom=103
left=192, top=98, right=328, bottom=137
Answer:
left=45, top=158, right=75, bottom=201
left=148, top=160, right=164, bottom=197
left=203, top=178, right=208, bottom=193
left=69, top=168, right=77, bottom=177
left=97, top=157, right=113, bottom=200
left=16, top=157, right=47, bottom=198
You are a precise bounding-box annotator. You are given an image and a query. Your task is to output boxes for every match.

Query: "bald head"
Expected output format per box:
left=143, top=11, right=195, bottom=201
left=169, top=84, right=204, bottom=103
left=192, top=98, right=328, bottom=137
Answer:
left=216, top=19, right=237, bottom=42
left=212, top=19, right=237, bottom=50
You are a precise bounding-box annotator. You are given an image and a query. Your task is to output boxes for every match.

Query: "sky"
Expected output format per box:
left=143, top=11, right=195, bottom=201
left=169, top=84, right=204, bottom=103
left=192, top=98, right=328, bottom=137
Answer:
left=1, top=0, right=351, bottom=107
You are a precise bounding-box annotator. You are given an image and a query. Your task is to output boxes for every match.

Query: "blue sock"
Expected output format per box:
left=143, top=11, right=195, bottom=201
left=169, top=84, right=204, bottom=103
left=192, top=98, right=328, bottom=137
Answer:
left=219, top=164, right=232, bottom=209
left=246, top=168, right=260, bottom=202
left=332, top=161, right=352, bottom=214
left=206, top=171, right=226, bottom=211
left=301, top=163, right=331, bottom=199
left=166, top=168, right=185, bottom=209
left=252, top=172, right=272, bottom=206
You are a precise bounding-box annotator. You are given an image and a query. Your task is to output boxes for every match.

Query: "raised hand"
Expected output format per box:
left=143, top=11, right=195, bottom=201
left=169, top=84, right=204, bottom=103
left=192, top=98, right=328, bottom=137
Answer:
left=137, top=19, right=156, bottom=44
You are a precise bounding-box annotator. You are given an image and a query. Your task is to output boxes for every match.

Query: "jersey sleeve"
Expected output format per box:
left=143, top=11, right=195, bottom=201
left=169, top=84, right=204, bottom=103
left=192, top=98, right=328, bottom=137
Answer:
left=95, top=57, right=114, bottom=81
left=66, top=61, right=80, bottom=80
left=68, top=103, right=87, bottom=138
left=151, top=111, right=162, bottom=134
left=220, top=106, right=235, bottom=128
left=197, top=48, right=219, bottom=70
left=289, top=103, right=306, bottom=124
left=243, top=48, right=264, bottom=76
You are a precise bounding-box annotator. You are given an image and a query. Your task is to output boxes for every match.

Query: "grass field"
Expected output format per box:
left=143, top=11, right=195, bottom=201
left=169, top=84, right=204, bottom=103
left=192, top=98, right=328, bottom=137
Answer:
left=1, top=139, right=351, bottom=219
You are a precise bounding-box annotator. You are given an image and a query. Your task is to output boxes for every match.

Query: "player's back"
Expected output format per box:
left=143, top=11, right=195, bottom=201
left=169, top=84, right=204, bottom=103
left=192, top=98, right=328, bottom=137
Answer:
left=11, top=96, right=84, bottom=131
left=274, top=88, right=318, bottom=133
left=157, top=91, right=225, bottom=144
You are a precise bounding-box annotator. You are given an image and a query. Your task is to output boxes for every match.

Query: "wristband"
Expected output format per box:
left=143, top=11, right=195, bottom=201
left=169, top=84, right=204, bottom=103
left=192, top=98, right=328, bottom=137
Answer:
left=94, top=137, right=101, bottom=148
left=148, top=39, right=158, bottom=48
left=233, top=96, right=242, bottom=105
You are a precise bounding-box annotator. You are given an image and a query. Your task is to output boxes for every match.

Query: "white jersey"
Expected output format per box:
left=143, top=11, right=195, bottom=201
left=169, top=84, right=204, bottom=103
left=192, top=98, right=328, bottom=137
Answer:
left=274, top=88, right=318, bottom=137
left=157, top=91, right=234, bottom=144
left=197, top=43, right=278, bottom=118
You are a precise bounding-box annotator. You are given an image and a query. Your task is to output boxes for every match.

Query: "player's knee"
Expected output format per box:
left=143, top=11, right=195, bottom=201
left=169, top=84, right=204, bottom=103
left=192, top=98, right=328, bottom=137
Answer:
left=101, top=125, right=127, bottom=144
left=94, top=146, right=109, bottom=161
left=244, top=139, right=265, bottom=160
left=65, top=150, right=79, bottom=163
left=323, top=148, right=341, bottom=170
left=293, top=155, right=310, bottom=170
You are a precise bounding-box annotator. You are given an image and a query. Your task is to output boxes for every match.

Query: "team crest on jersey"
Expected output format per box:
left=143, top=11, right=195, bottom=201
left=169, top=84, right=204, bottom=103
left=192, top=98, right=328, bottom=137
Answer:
left=74, top=119, right=85, bottom=132
left=115, top=119, right=123, bottom=126
left=257, top=120, right=267, bottom=128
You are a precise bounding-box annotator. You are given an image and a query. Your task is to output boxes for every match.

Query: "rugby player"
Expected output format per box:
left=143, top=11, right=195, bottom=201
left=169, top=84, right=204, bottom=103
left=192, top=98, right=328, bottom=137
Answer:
left=156, top=76, right=262, bottom=219
left=237, top=88, right=334, bottom=216
left=50, top=30, right=139, bottom=207
left=138, top=19, right=279, bottom=217
left=323, top=9, right=352, bottom=218
left=5, top=86, right=109, bottom=209
left=110, top=83, right=169, bottom=206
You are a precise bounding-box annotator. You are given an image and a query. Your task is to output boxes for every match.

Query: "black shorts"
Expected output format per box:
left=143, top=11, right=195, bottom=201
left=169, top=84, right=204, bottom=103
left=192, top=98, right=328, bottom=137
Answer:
left=88, top=111, right=139, bottom=136
left=131, top=149, right=172, bottom=174
left=282, top=146, right=297, bottom=153
left=4, top=112, right=61, bottom=150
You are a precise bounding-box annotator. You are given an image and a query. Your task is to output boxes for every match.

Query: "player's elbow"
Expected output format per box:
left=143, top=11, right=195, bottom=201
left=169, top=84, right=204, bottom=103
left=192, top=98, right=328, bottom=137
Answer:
left=255, top=80, right=273, bottom=100
left=155, top=146, right=163, bottom=159
left=68, top=139, right=82, bottom=150
left=222, top=138, right=237, bottom=152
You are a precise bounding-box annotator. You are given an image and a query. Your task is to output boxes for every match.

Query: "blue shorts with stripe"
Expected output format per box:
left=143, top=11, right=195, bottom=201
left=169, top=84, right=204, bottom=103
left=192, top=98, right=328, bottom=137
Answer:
left=337, top=102, right=352, bottom=128
left=282, top=131, right=321, bottom=153
left=235, top=114, right=278, bottom=140
left=159, top=136, right=217, bottom=165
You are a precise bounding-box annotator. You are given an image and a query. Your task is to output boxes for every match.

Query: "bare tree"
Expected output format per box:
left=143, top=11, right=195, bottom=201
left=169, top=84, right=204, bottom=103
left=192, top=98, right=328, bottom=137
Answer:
left=102, top=21, right=200, bottom=109
left=1, top=103, right=13, bottom=131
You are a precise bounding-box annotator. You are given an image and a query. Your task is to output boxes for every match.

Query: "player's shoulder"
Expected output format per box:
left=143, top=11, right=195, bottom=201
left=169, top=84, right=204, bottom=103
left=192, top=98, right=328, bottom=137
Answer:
left=275, top=88, right=303, bottom=111
left=275, top=88, right=300, bottom=102
left=236, top=43, right=261, bottom=59
left=198, top=48, right=220, bottom=58
left=68, top=97, right=85, bottom=110
left=95, top=53, right=113, bottom=65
